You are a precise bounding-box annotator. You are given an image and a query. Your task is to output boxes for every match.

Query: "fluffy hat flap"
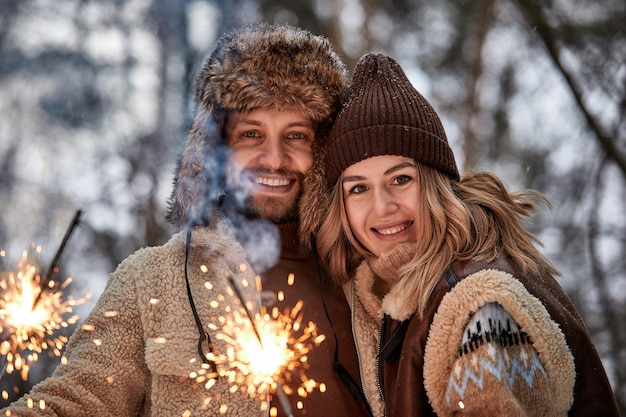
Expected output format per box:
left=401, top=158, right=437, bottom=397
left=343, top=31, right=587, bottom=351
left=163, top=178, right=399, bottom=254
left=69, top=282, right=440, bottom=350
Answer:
left=299, top=136, right=331, bottom=244
left=167, top=23, right=348, bottom=228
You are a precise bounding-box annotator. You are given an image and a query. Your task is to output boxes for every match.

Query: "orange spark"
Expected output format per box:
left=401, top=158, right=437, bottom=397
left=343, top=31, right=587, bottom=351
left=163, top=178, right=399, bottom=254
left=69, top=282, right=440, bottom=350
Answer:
left=192, top=298, right=325, bottom=411
left=1, top=250, right=90, bottom=382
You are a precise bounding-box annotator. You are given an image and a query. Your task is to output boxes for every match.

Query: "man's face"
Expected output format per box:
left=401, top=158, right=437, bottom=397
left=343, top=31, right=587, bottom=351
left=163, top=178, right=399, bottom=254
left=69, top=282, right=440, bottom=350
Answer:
left=225, top=107, right=316, bottom=223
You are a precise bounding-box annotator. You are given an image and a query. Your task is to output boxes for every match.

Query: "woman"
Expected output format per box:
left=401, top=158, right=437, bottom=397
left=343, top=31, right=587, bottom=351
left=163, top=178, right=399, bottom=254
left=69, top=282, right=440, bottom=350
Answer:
left=300, top=53, right=619, bottom=416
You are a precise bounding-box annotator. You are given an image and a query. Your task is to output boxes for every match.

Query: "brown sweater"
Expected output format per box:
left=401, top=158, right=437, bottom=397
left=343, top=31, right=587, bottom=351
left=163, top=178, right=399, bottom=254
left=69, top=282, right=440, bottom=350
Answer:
left=261, top=222, right=370, bottom=417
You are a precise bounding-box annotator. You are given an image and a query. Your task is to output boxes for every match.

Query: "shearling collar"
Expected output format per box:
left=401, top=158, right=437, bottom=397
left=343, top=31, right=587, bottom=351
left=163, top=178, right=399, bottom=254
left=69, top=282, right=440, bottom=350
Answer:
left=353, top=242, right=417, bottom=321
left=354, top=262, right=384, bottom=322
left=188, top=218, right=237, bottom=247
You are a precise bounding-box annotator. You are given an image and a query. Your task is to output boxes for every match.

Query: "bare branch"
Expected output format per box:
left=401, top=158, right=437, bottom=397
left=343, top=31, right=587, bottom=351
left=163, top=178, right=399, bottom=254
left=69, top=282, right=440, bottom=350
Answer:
left=513, top=0, right=626, bottom=177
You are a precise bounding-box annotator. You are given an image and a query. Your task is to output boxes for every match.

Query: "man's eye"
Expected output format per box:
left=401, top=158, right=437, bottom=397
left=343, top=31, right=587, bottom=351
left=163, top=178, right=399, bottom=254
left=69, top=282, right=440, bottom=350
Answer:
left=242, top=130, right=259, bottom=138
left=288, top=132, right=307, bottom=140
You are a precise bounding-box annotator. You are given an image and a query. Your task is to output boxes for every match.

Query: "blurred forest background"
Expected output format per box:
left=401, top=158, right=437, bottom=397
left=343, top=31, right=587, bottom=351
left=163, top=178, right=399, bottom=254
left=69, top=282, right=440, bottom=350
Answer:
left=0, top=0, right=624, bottom=412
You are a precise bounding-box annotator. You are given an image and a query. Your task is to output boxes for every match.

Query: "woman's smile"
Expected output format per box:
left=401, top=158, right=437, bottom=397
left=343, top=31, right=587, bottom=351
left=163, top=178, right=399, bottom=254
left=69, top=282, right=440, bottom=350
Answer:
left=372, top=220, right=414, bottom=236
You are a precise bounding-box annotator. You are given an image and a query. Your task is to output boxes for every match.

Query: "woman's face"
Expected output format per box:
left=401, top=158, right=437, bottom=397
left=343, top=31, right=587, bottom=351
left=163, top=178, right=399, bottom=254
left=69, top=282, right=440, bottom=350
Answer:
left=341, top=155, right=420, bottom=257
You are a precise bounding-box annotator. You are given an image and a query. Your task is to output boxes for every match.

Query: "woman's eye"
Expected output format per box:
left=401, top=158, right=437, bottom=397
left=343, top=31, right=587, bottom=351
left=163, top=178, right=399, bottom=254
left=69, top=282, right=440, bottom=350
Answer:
left=347, top=184, right=367, bottom=194
left=393, top=174, right=413, bottom=185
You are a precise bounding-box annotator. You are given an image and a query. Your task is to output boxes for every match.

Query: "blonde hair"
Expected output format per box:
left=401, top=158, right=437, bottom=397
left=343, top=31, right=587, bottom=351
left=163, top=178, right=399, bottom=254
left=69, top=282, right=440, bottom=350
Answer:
left=317, top=163, right=559, bottom=318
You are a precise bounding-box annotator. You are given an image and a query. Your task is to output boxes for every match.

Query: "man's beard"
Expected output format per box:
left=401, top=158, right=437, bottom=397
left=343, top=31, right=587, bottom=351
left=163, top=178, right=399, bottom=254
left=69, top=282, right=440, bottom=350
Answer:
left=245, top=192, right=301, bottom=223
left=225, top=167, right=305, bottom=224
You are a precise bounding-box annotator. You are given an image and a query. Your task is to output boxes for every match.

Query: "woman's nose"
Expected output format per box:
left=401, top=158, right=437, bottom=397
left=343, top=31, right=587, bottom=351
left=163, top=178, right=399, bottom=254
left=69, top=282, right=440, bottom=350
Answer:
left=372, top=187, right=398, bottom=217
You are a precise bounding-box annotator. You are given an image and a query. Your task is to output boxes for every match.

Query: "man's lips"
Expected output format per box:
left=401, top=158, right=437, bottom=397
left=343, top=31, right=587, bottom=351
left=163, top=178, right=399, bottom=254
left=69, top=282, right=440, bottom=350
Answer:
left=245, top=173, right=297, bottom=195
left=255, top=176, right=292, bottom=187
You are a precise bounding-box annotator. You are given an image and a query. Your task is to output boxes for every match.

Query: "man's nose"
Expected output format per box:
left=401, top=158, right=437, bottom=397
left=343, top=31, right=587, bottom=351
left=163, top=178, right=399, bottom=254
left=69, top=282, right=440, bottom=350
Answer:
left=259, top=138, right=289, bottom=170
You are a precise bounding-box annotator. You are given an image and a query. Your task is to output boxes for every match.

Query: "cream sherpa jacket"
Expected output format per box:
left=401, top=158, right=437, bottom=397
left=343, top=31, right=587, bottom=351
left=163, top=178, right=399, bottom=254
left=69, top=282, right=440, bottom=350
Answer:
left=2, top=222, right=267, bottom=417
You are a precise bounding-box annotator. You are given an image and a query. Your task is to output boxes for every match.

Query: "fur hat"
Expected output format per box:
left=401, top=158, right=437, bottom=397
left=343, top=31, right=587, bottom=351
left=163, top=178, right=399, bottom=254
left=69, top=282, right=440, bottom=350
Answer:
left=167, top=23, right=347, bottom=228
left=300, top=53, right=458, bottom=241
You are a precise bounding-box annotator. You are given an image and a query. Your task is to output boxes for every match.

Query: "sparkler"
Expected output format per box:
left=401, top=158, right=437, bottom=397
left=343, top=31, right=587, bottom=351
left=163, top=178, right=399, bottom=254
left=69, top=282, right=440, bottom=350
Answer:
left=191, top=275, right=325, bottom=416
left=33, top=210, right=83, bottom=309
left=0, top=210, right=88, bottom=384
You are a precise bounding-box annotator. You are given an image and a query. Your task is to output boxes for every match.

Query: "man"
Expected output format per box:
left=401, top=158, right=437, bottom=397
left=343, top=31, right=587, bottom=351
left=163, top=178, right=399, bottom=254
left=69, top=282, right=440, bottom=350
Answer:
left=1, top=23, right=369, bottom=416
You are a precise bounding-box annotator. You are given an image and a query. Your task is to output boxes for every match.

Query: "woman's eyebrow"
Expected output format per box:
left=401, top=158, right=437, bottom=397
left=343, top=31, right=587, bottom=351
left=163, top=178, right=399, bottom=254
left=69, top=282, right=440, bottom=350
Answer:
left=342, top=161, right=416, bottom=184
left=384, top=161, right=416, bottom=175
left=342, top=174, right=366, bottom=184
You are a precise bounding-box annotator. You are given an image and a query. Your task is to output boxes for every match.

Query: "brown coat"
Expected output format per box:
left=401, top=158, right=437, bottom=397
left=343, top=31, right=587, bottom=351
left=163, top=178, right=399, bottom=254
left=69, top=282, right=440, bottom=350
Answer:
left=349, top=255, right=619, bottom=417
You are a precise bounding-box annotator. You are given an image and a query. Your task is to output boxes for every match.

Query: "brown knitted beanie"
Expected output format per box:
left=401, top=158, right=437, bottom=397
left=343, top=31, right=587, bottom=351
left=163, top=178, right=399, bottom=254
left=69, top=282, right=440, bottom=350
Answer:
left=324, top=53, right=459, bottom=187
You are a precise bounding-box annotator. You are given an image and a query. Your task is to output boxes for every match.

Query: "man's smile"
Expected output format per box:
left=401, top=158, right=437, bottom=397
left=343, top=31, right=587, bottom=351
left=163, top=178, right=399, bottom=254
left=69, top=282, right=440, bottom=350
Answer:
left=254, top=175, right=293, bottom=187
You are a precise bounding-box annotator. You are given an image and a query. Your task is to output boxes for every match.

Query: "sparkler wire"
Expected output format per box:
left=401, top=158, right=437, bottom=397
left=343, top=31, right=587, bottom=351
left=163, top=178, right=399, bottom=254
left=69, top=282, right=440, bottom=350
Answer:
left=275, top=383, right=294, bottom=417
left=227, top=276, right=263, bottom=347
left=32, top=209, right=83, bottom=310
left=0, top=354, right=7, bottom=382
